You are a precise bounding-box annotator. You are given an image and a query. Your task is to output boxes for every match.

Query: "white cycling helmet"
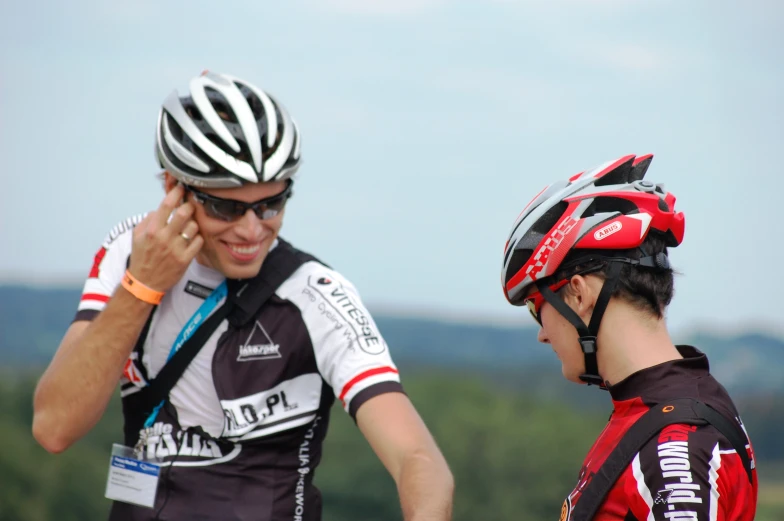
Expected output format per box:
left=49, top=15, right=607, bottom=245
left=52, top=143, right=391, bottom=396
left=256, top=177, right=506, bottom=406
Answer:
left=155, top=71, right=301, bottom=188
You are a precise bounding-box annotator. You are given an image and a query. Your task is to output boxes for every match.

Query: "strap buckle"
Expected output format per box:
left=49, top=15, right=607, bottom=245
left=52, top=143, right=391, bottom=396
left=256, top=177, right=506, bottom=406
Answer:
left=579, top=336, right=597, bottom=355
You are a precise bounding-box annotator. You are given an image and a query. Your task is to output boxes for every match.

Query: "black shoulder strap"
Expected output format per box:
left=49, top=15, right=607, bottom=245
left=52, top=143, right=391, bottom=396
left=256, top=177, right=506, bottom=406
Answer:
left=135, top=301, right=233, bottom=415
left=225, top=238, right=325, bottom=327
left=570, top=398, right=753, bottom=521
left=691, top=400, right=753, bottom=482
left=133, top=238, right=322, bottom=418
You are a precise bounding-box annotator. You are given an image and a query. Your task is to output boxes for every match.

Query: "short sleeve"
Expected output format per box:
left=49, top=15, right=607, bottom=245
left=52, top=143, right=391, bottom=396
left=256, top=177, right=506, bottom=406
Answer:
left=277, top=262, right=404, bottom=417
left=74, top=214, right=145, bottom=322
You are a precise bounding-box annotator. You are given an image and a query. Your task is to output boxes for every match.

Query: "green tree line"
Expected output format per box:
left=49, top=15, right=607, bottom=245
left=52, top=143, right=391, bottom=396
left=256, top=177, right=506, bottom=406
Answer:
left=1, top=370, right=781, bottom=521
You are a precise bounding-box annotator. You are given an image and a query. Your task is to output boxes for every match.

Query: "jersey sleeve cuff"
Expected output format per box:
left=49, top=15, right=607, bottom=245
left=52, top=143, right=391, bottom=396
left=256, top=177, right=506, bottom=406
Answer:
left=347, top=381, right=406, bottom=419
left=73, top=309, right=99, bottom=323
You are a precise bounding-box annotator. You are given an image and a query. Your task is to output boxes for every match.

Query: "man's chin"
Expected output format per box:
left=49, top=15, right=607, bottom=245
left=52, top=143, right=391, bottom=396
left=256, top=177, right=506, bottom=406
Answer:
left=216, top=256, right=267, bottom=280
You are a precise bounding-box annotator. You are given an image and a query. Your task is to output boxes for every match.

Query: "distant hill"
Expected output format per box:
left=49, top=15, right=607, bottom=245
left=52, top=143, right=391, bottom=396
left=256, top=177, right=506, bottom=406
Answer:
left=4, top=284, right=784, bottom=467
left=0, top=286, right=85, bottom=367
left=2, top=285, right=782, bottom=398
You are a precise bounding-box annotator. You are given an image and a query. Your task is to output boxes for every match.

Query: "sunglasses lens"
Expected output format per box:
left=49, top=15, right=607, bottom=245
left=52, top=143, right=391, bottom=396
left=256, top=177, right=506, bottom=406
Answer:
left=256, top=208, right=278, bottom=220
left=205, top=200, right=243, bottom=221
left=526, top=299, right=541, bottom=325
left=192, top=184, right=291, bottom=222
left=253, top=194, right=289, bottom=220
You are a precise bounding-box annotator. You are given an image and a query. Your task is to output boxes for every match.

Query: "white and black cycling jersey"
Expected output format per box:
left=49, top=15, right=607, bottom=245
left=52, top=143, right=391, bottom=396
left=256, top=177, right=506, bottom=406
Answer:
left=76, top=215, right=404, bottom=521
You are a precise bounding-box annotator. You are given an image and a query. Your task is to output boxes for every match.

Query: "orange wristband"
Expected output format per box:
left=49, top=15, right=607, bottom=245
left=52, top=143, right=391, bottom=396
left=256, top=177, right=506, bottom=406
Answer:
left=121, top=270, right=164, bottom=305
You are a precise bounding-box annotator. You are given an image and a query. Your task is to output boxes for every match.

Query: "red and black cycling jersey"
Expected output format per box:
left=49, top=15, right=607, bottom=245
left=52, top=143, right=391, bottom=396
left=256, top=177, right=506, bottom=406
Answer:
left=560, top=346, right=757, bottom=521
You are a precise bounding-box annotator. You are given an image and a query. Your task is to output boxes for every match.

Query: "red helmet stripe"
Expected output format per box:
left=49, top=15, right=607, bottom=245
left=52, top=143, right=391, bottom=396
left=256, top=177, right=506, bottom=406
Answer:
left=505, top=202, right=582, bottom=293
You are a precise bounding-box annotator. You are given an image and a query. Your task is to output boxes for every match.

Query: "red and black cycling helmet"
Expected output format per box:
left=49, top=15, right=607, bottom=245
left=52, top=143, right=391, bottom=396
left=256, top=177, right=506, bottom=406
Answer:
left=500, top=154, right=685, bottom=386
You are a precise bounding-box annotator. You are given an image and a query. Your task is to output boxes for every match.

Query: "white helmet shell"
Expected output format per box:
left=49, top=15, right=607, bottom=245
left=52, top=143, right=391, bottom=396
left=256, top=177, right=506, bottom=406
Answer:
left=155, top=71, right=301, bottom=188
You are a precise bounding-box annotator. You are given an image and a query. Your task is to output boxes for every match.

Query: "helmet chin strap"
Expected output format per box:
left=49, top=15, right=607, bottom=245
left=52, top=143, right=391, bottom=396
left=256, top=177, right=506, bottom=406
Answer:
left=536, top=261, right=623, bottom=389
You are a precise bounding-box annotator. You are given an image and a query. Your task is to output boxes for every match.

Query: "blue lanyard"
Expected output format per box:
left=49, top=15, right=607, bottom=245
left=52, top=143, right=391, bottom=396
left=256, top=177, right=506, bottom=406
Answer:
left=143, top=280, right=228, bottom=428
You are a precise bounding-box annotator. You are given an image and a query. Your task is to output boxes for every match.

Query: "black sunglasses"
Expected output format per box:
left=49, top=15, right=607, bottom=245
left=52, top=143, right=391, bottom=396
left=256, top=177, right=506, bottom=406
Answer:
left=184, top=182, right=293, bottom=222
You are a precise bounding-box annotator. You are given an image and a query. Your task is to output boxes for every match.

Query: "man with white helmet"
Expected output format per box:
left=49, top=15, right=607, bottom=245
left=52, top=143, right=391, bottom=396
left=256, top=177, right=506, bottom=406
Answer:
left=33, top=71, right=454, bottom=520
left=501, top=154, right=757, bottom=520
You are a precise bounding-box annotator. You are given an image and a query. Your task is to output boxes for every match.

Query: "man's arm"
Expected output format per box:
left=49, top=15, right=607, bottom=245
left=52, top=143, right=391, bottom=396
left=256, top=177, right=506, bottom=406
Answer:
left=33, top=185, right=203, bottom=453
left=286, top=265, right=453, bottom=518
left=32, top=294, right=154, bottom=453
left=356, top=393, right=454, bottom=521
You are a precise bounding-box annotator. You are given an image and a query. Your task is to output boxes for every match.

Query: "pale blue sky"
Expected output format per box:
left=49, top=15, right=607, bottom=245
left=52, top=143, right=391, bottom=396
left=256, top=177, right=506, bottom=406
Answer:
left=1, top=0, right=782, bottom=337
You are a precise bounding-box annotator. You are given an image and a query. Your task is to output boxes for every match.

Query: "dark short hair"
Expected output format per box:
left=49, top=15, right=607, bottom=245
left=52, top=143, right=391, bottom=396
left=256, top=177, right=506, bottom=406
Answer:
left=552, top=232, right=675, bottom=318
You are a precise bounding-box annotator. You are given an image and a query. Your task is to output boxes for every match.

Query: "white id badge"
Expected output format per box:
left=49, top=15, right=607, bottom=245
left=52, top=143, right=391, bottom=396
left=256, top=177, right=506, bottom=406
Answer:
left=105, top=444, right=161, bottom=508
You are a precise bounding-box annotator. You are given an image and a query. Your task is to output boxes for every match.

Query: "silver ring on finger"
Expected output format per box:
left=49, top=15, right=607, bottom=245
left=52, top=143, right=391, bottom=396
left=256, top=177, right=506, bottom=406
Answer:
left=180, top=232, right=192, bottom=242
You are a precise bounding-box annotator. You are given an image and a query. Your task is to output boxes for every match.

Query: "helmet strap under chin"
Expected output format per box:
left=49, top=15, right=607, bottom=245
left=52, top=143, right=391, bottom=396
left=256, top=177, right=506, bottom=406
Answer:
left=537, top=261, right=623, bottom=389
